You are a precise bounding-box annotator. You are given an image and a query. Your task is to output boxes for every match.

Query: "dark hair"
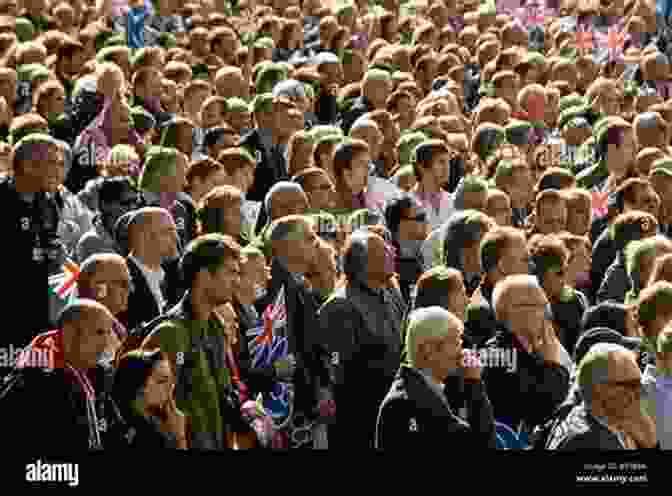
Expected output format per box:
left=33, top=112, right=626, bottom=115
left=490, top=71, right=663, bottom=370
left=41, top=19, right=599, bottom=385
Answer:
left=180, top=233, right=241, bottom=286
left=332, top=139, right=369, bottom=183
left=384, top=194, right=425, bottom=241
left=581, top=302, right=630, bottom=335
left=414, top=267, right=463, bottom=310
left=112, top=349, right=165, bottom=425
left=98, top=176, right=136, bottom=206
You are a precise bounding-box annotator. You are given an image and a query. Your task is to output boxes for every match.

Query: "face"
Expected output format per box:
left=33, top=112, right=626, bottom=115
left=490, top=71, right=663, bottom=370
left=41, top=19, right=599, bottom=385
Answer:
left=446, top=278, right=468, bottom=322
left=209, top=256, right=241, bottom=304
left=543, top=264, right=567, bottom=300
left=498, top=234, right=530, bottom=278
left=22, top=144, right=65, bottom=193
left=307, top=247, right=338, bottom=296
left=506, top=165, right=533, bottom=204
left=366, top=234, right=390, bottom=281
left=305, top=174, right=335, bottom=210
left=142, top=359, right=174, bottom=411
left=607, top=129, right=636, bottom=174
left=422, top=325, right=464, bottom=380
left=0, top=75, right=16, bottom=104
left=537, top=200, right=567, bottom=234
left=42, top=87, right=66, bottom=119
left=236, top=255, right=267, bottom=304
left=503, top=285, right=549, bottom=340
left=364, top=79, right=391, bottom=109
left=487, top=195, right=511, bottom=226
left=286, top=223, right=320, bottom=270
left=175, top=124, right=194, bottom=156
left=596, top=353, right=642, bottom=422
left=430, top=152, right=452, bottom=186
left=628, top=185, right=660, bottom=217
left=270, top=190, right=308, bottom=220
left=110, top=99, right=131, bottom=139
left=342, top=151, right=370, bottom=194
left=152, top=213, right=179, bottom=260
left=69, top=308, right=115, bottom=368
left=351, top=126, right=382, bottom=160
left=231, top=165, right=254, bottom=194
left=399, top=206, right=431, bottom=242
left=202, top=102, right=224, bottom=129
left=273, top=102, right=304, bottom=138
left=566, top=242, right=591, bottom=287
left=86, top=261, right=132, bottom=316
left=566, top=199, right=591, bottom=236
left=599, top=89, right=622, bottom=117
left=220, top=198, right=243, bottom=237
left=397, top=174, right=417, bottom=192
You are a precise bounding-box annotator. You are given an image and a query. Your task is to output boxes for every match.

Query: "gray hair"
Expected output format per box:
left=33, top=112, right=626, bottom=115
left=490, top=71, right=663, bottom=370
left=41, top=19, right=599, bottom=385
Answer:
left=577, top=342, right=632, bottom=409
left=272, top=79, right=306, bottom=100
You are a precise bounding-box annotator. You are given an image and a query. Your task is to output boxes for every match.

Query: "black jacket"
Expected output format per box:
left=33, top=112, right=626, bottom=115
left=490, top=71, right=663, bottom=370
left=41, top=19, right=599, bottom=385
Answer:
left=375, top=366, right=496, bottom=450
left=481, top=328, right=571, bottom=433
left=338, top=96, right=373, bottom=135
left=240, top=128, right=289, bottom=204
left=0, top=179, right=52, bottom=354
left=546, top=403, right=626, bottom=450
left=465, top=282, right=499, bottom=348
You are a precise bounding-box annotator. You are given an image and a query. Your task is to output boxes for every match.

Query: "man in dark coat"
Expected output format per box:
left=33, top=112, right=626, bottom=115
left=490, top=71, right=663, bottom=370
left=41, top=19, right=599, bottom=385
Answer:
left=318, top=229, right=407, bottom=449
left=375, top=306, right=496, bottom=450
left=482, top=275, right=571, bottom=435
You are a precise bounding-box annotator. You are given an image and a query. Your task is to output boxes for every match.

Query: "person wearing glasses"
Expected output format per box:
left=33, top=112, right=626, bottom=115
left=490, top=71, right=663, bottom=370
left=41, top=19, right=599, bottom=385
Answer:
left=75, top=176, right=140, bottom=263
left=547, top=341, right=656, bottom=449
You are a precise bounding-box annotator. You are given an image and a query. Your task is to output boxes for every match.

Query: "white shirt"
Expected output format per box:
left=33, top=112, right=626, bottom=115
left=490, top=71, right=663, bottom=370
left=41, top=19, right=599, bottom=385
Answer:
left=131, top=255, right=166, bottom=312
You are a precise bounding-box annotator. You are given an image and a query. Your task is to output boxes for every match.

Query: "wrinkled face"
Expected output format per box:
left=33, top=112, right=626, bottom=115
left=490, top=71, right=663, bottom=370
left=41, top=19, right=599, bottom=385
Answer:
left=537, top=199, right=567, bottom=234
left=421, top=325, right=463, bottom=380
left=142, top=359, right=173, bottom=411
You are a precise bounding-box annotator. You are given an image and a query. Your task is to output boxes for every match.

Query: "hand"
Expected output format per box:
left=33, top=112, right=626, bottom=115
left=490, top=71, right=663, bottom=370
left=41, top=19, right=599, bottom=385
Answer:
left=462, top=349, right=482, bottom=381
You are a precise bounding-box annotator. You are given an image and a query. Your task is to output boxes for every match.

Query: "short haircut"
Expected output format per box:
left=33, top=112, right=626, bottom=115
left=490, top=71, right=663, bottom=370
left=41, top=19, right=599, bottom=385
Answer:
left=78, top=253, right=127, bottom=286
left=332, top=139, right=370, bottom=182
left=132, top=67, right=160, bottom=90
left=269, top=214, right=310, bottom=243
left=577, top=342, right=632, bottom=407
left=405, top=306, right=461, bottom=367
left=414, top=267, right=464, bottom=310
left=216, top=148, right=255, bottom=176
left=492, top=274, right=543, bottom=322
left=528, top=234, right=569, bottom=279
left=179, top=233, right=241, bottom=286
left=57, top=298, right=110, bottom=331
left=636, top=280, right=672, bottom=336
left=611, top=210, right=658, bottom=252
left=563, top=188, right=592, bottom=210
left=480, top=226, right=525, bottom=274
left=292, top=167, right=332, bottom=189
left=197, top=185, right=244, bottom=234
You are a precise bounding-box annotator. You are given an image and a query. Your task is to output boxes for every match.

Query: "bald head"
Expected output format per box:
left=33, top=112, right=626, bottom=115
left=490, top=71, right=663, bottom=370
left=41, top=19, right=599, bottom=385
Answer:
left=492, top=274, right=547, bottom=322
left=59, top=298, right=115, bottom=368
left=78, top=253, right=131, bottom=316
left=127, top=207, right=178, bottom=262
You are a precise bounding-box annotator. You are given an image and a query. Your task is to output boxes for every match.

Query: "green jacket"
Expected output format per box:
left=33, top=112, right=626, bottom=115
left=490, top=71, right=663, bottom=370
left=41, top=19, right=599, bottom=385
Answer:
left=142, top=292, right=233, bottom=450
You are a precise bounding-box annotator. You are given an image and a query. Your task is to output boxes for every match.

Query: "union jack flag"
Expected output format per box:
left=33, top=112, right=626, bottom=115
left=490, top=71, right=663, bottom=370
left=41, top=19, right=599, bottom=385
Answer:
left=48, top=260, right=80, bottom=301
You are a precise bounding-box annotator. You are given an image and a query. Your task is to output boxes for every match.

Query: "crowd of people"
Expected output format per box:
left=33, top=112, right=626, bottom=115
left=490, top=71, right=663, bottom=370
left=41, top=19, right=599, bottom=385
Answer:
left=0, top=0, right=670, bottom=451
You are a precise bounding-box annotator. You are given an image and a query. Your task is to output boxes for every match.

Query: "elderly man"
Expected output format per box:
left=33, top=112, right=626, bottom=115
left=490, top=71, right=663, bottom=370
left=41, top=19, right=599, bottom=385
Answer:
left=0, top=134, right=66, bottom=366
left=375, top=306, right=496, bottom=449
left=318, top=229, right=407, bottom=450
left=482, top=275, right=571, bottom=436
left=547, top=342, right=657, bottom=449
left=122, top=207, right=179, bottom=331
left=254, top=180, right=310, bottom=239
left=1, top=300, right=117, bottom=450
left=253, top=215, right=334, bottom=448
